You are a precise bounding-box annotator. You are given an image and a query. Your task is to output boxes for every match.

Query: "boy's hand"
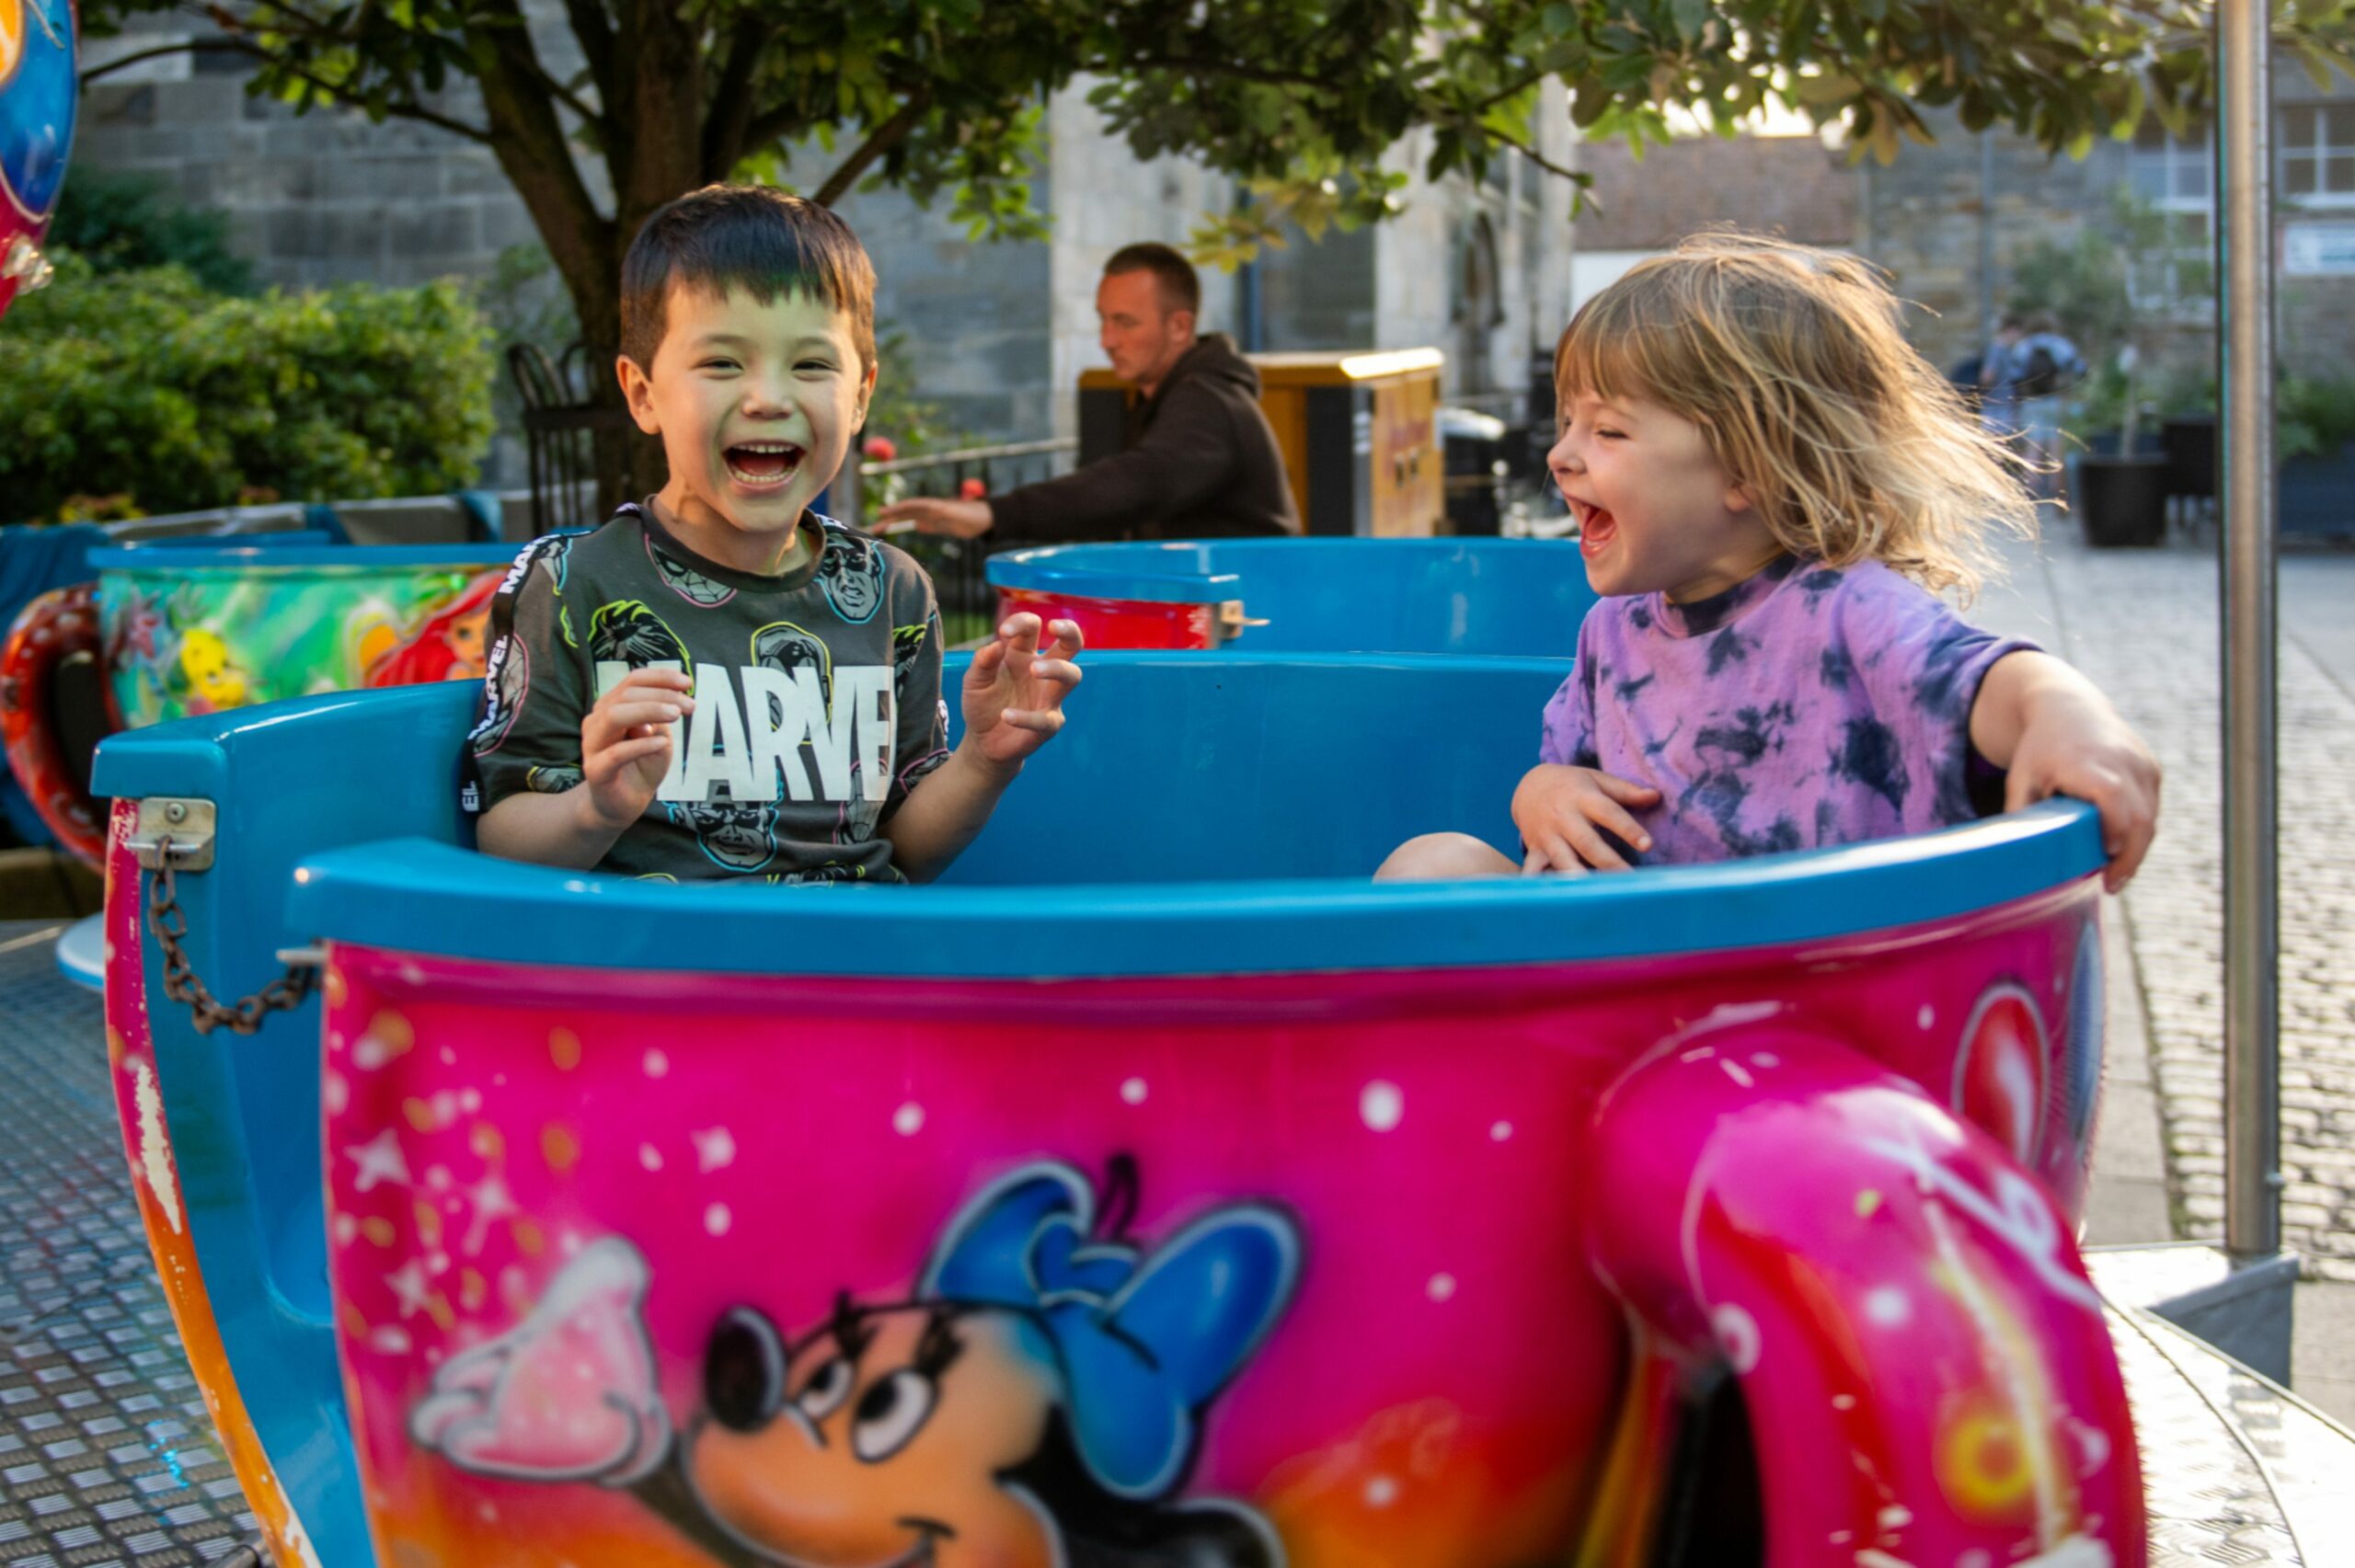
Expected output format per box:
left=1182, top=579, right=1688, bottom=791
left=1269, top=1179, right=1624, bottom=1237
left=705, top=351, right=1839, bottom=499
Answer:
left=2005, top=690, right=2161, bottom=894
left=1512, top=763, right=1661, bottom=875
left=580, top=667, right=694, bottom=827
left=960, top=613, right=1082, bottom=772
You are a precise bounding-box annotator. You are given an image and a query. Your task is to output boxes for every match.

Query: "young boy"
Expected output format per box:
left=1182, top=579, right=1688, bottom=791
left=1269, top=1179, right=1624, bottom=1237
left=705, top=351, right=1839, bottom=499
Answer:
left=464, top=185, right=1082, bottom=882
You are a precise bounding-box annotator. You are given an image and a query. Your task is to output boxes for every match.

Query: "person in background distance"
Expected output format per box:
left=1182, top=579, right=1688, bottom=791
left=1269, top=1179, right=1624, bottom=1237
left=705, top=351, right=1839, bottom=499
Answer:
left=1976, top=314, right=2028, bottom=445
left=2007, top=313, right=2087, bottom=503
left=877, top=244, right=1301, bottom=543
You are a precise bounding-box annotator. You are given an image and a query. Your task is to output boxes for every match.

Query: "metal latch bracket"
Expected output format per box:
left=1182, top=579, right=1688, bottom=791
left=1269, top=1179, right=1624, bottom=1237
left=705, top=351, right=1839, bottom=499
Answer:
left=1216, top=601, right=1270, bottom=641
left=128, top=798, right=217, bottom=873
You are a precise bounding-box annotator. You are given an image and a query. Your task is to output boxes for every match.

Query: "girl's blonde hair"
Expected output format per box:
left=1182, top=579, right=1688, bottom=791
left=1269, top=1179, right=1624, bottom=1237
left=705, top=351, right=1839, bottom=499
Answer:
left=1556, top=233, right=2038, bottom=601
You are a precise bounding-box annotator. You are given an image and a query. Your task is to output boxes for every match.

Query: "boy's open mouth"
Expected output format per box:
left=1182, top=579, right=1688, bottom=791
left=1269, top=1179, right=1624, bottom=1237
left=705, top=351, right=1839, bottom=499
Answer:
left=725, top=441, right=804, bottom=489
left=1570, top=498, right=1618, bottom=556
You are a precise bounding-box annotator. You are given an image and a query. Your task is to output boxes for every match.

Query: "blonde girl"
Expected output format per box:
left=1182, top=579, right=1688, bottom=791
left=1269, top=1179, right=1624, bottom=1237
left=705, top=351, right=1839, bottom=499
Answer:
left=1382, top=235, right=2159, bottom=889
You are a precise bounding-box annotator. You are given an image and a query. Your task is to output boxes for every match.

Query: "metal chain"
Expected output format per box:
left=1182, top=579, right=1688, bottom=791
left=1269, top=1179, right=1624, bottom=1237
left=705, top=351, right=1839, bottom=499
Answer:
left=144, top=837, right=318, bottom=1036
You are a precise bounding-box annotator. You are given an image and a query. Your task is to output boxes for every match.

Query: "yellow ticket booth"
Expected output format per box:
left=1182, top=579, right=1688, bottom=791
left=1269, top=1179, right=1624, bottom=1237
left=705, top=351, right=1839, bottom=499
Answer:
left=1079, top=348, right=1446, bottom=537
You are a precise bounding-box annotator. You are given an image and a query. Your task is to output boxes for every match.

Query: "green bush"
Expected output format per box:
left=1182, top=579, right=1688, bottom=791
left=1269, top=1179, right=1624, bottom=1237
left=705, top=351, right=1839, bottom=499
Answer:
left=0, top=253, right=496, bottom=523
left=47, top=166, right=258, bottom=294
left=2280, top=373, right=2355, bottom=462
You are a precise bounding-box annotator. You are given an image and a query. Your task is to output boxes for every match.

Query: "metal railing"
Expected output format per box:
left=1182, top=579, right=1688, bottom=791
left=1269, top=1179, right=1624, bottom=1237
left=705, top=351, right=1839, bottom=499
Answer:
left=836, top=438, right=1080, bottom=643
left=510, top=342, right=632, bottom=535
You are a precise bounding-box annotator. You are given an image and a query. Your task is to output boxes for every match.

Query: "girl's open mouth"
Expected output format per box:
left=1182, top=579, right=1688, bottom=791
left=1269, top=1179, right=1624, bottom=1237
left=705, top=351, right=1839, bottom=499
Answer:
left=1572, top=499, right=1618, bottom=556
left=726, top=441, right=804, bottom=489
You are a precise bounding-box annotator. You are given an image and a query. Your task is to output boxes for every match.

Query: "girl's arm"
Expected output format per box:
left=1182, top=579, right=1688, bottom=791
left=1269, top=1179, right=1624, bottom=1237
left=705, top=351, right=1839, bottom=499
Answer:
left=1969, top=650, right=2162, bottom=892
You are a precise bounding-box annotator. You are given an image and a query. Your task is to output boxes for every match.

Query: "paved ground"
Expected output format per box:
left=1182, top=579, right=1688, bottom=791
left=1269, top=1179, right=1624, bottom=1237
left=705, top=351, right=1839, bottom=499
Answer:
left=1976, top=513, right=2355, bottom=1425
left=0, top=925, right=268, bottom=1566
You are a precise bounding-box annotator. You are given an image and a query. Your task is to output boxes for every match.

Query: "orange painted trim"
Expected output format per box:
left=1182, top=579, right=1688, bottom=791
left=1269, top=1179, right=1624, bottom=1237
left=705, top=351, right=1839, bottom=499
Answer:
left=102, top=800, right=323, bottom=1568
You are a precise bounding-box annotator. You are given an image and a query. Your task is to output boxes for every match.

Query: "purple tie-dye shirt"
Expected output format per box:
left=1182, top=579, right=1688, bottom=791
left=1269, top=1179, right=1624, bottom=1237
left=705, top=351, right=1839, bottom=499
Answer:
left=1538, top=555, right=2035, bottom=864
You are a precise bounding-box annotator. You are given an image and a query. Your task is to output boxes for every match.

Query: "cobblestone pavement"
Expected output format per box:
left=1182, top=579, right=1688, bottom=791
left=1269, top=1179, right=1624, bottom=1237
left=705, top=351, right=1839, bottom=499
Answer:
left=1977, top=527, right=2355, bottom=1288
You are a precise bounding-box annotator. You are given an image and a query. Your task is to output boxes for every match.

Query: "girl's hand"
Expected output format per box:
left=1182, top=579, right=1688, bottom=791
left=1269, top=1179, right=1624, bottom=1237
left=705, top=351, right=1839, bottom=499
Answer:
left=2005, top=692, right=2161, bottom=893
left=961, top=613, right=1083, bottom=772
left=580, top=667, right=694, bottom=827
left=1512, top=763, right=1661, bottom=874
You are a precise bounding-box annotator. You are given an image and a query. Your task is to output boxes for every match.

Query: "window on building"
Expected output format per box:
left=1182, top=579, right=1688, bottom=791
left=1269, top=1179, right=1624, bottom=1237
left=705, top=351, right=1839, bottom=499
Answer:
left=2125, top=122, right=2215, bottom=312
left=2129, top=121, right=2213, bottom=211
left=2280, top=103, right=2355, bottom=205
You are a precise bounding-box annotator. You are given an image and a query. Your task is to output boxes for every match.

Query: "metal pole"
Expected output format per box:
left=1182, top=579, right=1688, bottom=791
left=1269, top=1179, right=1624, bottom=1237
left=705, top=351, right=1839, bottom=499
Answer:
left=2218, top=0, right=2281, bottom=1264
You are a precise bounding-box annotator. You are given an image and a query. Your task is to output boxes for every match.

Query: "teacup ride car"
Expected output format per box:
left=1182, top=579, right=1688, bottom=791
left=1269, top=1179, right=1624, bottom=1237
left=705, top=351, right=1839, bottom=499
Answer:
left=98, top=629, right=2150, bottom=1567
left=985, top=536, right=1599, bottom=654
left=2, top=538, right=520, bottom=871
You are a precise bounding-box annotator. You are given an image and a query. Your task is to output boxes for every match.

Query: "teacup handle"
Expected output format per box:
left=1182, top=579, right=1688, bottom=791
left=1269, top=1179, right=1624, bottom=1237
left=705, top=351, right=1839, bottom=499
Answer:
left=1580, top=1023, right=2144, bottom=1567
left=0, top=581, right=109, bottom=865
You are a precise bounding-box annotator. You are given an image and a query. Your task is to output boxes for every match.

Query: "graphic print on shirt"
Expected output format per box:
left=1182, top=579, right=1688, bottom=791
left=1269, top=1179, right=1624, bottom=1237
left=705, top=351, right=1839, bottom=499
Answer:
left=816, top=528, right=885, bottom=623
left=589, top=600, right=693, bottom=674
left=467, top=535, right=579, bottom=765
left=644, top=532, right=738, bottom=608
left=836, top=761, right=883, bottom=845
left=470, top=634, right=530, bottom=756
left=665, top=783, right=780, bottom=872
left=592, top=643, right=897, bottom=811
left=891, top=621, right=931, bottom=684
left=752, top=620, right=833, bottom=710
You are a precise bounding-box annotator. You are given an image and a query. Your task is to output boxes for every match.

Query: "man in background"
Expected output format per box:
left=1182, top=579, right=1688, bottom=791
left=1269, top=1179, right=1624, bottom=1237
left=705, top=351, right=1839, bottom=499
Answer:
left=879, top=244, right=1299, bottom=542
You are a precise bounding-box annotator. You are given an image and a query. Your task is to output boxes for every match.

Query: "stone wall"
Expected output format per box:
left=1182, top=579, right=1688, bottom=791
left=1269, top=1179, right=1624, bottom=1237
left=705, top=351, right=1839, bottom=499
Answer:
left=1858, top=77, right=2355, bottom=383
left=67, top=20, right=1577, bottom=474
left=1574, top=132, right=1855, bottom=252
left=73, top=70, right=543, bottom=295
left=1855, top=110, right=2124, bottom=374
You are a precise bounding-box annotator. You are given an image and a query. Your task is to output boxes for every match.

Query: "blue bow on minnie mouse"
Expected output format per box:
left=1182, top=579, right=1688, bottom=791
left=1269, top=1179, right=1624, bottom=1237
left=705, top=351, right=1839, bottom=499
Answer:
left=921, top=1159, right=1304, bottom=1500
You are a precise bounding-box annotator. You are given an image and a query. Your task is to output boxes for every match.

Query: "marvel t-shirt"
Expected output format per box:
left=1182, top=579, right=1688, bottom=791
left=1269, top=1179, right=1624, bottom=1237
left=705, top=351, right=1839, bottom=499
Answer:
left=1538, top=555, right=2034, bottom=864
left=465, top=503, right=949, bottom=882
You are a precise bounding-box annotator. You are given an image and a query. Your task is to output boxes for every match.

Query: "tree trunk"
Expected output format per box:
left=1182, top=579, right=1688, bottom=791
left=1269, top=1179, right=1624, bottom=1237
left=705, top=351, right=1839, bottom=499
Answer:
left=474, top=0, right=706, bottom=519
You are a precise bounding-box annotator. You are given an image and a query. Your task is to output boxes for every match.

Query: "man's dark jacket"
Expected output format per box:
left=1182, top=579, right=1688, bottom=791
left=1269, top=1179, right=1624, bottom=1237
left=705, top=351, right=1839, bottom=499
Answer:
left=988, top=334, right=1302, bottom=542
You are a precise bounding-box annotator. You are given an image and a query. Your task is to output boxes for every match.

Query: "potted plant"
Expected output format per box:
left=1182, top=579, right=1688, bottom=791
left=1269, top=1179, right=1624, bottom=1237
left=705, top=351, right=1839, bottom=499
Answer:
left=2011, top=191, right=2192, bottom=546
left=2279, top=372, right=2355, bottom=540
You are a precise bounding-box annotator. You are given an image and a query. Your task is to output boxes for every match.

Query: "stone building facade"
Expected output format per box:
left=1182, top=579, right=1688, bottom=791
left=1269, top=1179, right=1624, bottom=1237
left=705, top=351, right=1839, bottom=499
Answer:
left=1566, top=132, right=1857, bottom=307
left=1855, top=61, right=2355, bottom=381
left=71, top=17, right=1577, bottom=473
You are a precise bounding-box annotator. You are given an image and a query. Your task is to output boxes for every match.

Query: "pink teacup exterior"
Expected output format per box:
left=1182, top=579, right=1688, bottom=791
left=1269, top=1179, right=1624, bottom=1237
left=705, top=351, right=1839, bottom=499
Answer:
left=320, top=874, right=2138, bottom=1568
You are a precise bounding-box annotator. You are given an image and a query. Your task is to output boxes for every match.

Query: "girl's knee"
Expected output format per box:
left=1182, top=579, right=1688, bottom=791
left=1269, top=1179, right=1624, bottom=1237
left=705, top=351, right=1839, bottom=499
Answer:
left=1375, top=832, right=1516, bottom=882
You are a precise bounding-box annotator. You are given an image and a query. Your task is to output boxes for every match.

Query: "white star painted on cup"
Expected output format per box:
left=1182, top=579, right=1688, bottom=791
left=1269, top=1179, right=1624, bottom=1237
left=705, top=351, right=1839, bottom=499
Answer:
left=385, top=1259, right=433, bottom=1319
left=344, top=1129, right=410, bottom=1193
left=460, top=1173, right=516, bottom=1256
left=692, top=1127, right=736, bottom=1173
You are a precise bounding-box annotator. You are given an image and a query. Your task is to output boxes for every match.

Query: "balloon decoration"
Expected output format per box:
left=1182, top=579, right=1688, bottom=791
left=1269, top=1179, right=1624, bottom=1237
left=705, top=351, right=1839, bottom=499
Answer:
left=0, top=0, right=76, bottom=321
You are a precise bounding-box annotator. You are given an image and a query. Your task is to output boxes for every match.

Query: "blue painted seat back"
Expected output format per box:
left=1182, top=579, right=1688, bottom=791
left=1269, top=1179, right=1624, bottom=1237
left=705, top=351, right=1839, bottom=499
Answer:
left=986, top=538, right=1598, bottom=657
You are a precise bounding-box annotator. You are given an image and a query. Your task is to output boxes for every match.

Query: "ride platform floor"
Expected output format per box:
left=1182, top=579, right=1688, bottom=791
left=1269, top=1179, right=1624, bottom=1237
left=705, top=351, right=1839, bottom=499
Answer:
left=0, top=924, right=263, bottom=1567
left=1, top=918, right=2349, bottom=1568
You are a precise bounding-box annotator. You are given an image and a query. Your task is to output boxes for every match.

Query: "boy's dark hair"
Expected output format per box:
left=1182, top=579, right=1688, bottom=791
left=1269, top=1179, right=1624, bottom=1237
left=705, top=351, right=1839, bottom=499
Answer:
left=620, top=185, right=877, bottom=372
left=1103, top=243, right=1200, bottom=319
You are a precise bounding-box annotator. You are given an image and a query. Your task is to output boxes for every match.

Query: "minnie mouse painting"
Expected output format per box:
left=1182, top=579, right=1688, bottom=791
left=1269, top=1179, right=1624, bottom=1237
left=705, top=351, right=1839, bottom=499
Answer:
left=408, top=1158, right=1302, bottom=1567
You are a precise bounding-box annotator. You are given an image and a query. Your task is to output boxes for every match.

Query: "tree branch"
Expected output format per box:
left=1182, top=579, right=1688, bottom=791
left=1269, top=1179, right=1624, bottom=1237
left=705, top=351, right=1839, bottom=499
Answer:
left=1472, top=68, right=1552, bottom=113
left=159, top=34, right=496, bottom=140
left=1490, top=132, right=1580, bottom=184
left=810, top=90, right=935, bottom=206
left=560, top=0, right=618, bottom=110
left=487, top=26, right=605, bottom=129
left=78, top=37, right=248, bottom=85
left=465, top=0, right=610, bottom=222
left=1122, top=54, right=1342, bottom=91
left=700, top=13, right=774, bottom=179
